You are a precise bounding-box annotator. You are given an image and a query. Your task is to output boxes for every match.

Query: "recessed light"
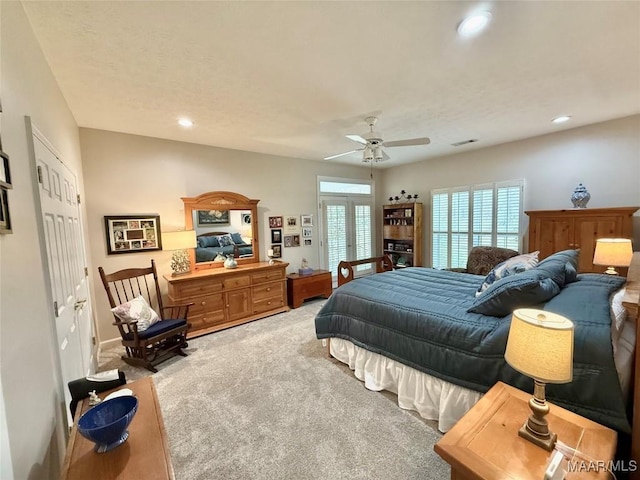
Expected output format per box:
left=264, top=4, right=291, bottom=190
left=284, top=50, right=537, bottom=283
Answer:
left=552, top=115, right=572, bottom=124
left=178, top=118, right=194, bottom=128
left=457, top=11, right=492, bottom=37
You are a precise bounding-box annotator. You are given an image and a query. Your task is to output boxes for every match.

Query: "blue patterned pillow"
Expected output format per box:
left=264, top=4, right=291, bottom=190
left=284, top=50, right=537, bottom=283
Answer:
left=216, top=234, right=234, bottom=247
left=476, top=252, right=539, bottom=296
left=230, top=232, right=244, bottom=245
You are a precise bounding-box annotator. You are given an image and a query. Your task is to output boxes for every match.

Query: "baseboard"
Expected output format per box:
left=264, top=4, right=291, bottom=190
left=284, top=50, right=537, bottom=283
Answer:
left=99, top=337, right=122, bottom=352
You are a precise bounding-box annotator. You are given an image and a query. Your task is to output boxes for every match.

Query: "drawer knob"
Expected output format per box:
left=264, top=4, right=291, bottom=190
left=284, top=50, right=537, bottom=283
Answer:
left=266, top=287, right=271, bottom=292
left=201, top=301, right=206, bottom=306
left=267, top=301, right=271, bottom=305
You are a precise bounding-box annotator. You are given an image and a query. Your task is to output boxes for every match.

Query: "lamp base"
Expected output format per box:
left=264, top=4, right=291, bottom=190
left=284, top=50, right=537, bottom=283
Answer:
left=518, top=422, right=557, bottom=451
left=603, top=266, right=619, bottom=275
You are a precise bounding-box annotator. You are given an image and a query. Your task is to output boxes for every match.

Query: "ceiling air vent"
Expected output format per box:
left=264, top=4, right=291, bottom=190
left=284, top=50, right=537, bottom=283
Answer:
left=451, top=139, right=478, bottom=147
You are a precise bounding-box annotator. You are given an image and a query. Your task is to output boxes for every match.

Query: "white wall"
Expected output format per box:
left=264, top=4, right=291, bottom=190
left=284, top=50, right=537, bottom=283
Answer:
left=1, top=2, right=87, bottom=478
left=79, top=128, right=373, bottom=347
left=381, top=115, right=640, bottom=264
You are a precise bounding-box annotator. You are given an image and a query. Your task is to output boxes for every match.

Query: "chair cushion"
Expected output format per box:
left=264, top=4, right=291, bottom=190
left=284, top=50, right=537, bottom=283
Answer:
left=476, top=252, right=539, bottom=296
left=111, top=295, right=159, bottom=331
left=465, top=246, right=520, bottom=276
left=123, top=318, right=187, bottom=340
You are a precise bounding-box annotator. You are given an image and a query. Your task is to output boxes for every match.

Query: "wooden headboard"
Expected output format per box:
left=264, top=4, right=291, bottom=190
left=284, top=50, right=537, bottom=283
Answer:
left=623, top=252, right=640, bottom=476
left=197, top=231, right=231, bottom=238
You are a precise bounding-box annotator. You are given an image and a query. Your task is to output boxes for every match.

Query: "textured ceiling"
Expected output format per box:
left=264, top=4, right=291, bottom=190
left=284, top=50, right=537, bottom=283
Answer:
left=22, top=1, right=640, bottom=168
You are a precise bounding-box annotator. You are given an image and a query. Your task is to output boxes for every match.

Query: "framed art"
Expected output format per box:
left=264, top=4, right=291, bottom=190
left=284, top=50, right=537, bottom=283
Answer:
left=197, top=209, right=229, bottom=226
left=0, top=151, right=12, bottom=188
left=269, top=216, right=283, bottom=228
left=271, top=244, right=282, bottom=258
left=241, top=211, right=252, bottom=225
left=105, top=215, right=162, bottom=254
left=283, top=215, right=299, bottom=234
left=271, top=228, right=282, bottom=244
left=284, top=234, right=300, bottom=247
left=304, top=239, right=312, bottom=246
left=0, top=188, right=11, bottom=234
left=301, top=214, right=313, bottom=227
left=302, top=227, right=312, bottom=238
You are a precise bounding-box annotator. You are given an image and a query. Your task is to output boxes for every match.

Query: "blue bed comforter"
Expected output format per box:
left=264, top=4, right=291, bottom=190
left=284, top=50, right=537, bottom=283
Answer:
left=314, top=267, right=629, bottom=432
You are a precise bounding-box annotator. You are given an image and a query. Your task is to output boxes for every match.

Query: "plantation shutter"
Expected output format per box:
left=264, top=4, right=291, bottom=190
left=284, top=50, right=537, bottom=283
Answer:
left=354, top=204, right=372, bottom=272
left=326, top=204, right=347, bottom=276
left=496, top=183, right=522, bottom=251
left=472, top=188, right=493, bottom=247
left=450, top=190, right=470, bottom=269
left=431, top=192, right=448, bottom=269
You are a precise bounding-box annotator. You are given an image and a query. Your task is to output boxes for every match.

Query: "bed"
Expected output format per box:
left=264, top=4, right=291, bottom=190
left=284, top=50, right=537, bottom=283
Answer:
left=195, top=231, right=253, bottom=262
left=315, top=249, right=640, bottom=444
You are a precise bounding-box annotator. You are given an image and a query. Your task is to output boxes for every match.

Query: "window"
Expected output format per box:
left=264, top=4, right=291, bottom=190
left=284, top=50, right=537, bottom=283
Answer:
left=431, top=180, right=523, bottom=269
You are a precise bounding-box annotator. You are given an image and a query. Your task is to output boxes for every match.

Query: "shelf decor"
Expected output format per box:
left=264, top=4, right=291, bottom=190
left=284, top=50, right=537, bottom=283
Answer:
left=387, top=190, right=419, bottom=204
left=382, top=201, right=423, bottom=268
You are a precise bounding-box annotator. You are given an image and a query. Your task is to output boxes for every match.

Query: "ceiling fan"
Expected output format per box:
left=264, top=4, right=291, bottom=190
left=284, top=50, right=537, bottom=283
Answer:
left=324, top=116, right=430, bottom=163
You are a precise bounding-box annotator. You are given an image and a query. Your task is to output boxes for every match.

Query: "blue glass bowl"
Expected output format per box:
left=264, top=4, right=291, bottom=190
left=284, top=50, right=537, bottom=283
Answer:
left=77, top=396, right=138, bottom=453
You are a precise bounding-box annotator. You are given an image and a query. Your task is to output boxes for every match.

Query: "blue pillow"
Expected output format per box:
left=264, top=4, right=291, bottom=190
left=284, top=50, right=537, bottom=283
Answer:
left=537, top=249, right=579, bottom=286
left=230, top=232, right=244, bottom=245
left=199, top=235, right=220, bottom=248
left=468, top=269, right=561, bottom=317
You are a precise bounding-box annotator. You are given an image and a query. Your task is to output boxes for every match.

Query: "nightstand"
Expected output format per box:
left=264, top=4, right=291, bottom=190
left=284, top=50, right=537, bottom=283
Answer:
left=435, top=382, right=617, bottom=480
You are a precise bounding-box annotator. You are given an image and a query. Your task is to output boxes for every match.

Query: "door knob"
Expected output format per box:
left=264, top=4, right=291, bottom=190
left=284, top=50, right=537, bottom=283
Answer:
left=74, top=299, right=87, bottom=310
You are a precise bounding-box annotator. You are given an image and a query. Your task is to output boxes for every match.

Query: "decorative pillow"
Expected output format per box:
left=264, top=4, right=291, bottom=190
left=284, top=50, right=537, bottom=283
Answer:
left=468, top=269, right=561, bottom=317
left=536, top=249, right=580, bottom=287
left=199, top=235, right=220, bottom=248
left=216, top=234, right=234, bottom=247
left=230, top=232, right=244, bottom=245
left=476, top=252, right=539, bottom=296
left=111, top=295, right=160, bottom=332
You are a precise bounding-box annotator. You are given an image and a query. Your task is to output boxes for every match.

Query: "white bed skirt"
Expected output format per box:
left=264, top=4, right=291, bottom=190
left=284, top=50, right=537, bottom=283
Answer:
left=329, top=338, right=482, bottom=432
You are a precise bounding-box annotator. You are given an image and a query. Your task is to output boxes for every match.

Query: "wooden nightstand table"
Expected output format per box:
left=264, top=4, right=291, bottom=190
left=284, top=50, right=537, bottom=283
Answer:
left=286, top=269, right=332, bottom=308
left=435, top=382, right=616, bottom=480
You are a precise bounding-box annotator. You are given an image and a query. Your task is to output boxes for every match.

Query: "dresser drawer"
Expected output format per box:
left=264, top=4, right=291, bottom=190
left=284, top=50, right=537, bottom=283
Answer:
left=252, top=281, right=284, bottom=302
left=188, top=293, right=224, bottom=316
left=222, top=275, right=251, bottom=289
left=188, top=310, right=226, bottom=329
left=252, top=269, right=285, bottom=284
left=253, top=296, right=285, bottom=314
left=173, top=278, right=222, bottom=298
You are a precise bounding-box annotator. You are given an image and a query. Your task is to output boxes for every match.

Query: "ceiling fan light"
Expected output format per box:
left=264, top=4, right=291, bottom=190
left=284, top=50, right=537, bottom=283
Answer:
left=374, top=146, right=383, bottom=161
left=363, top=146, right=373, bottom=162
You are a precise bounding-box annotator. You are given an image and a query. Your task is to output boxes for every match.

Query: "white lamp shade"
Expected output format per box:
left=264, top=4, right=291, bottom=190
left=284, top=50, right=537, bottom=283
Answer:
left=163, top=230, right=197, bottom=251
left=593, top=238, right=633, bottom=267
left=505, top=308, right=574, bottom=384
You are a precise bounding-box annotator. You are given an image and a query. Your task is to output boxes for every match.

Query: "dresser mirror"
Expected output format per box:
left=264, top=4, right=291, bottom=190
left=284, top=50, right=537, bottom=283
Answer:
left=182, top=191, right=260, bottom=270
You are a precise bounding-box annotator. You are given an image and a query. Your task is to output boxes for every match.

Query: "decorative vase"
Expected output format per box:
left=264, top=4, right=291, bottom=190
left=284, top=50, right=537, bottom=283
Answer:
left=224, top=254, right=237, bottom=269
left=571, top=184, right=591, bottom=208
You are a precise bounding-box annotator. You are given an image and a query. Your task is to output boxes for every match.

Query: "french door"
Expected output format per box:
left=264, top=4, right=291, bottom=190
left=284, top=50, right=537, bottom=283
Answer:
left=321, top=197, right=374, bottom=281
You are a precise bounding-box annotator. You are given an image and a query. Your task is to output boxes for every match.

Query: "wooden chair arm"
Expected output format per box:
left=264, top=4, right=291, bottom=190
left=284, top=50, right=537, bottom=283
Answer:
left=162, top=302, right=194, bottom=320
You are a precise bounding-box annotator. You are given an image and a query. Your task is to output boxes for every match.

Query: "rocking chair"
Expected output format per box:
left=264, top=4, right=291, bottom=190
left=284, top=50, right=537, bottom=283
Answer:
left=99, top=259, right=192, bottom=372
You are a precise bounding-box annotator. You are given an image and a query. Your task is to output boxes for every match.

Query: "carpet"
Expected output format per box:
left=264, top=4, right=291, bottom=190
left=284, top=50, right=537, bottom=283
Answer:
left=99, top=299, right=450, bottom=479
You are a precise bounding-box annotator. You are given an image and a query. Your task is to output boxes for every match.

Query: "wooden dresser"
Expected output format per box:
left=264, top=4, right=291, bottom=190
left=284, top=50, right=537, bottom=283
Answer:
left=165, top=262, right=289, bottom=338
left=525, top=206, right=638, bottom=273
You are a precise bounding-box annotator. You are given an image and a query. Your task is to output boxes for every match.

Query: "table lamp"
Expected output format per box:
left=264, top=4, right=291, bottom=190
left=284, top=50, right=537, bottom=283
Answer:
left=593, top=238, right=633, bottom=275
left=163, top=230, right=197, bottom=275
left=504, top=308, right=574, bottom=451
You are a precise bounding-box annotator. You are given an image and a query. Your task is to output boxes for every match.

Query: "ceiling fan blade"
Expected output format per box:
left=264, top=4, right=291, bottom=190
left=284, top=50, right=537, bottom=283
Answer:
left=383, top=137, right=431, bottom=148
left=346, top=134, right=368, bottom=145
left=381, top=149, right=390, bottom=161
left=324, top=149, right=359, bottom=160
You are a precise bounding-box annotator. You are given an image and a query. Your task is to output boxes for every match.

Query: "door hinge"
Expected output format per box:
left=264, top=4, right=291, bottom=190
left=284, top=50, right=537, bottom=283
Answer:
left=77, top=194, right=81, bottom=205
left=36, top=166, right=43, bottom=184
left=84, top=267, right=88, bottom=276
left=53, top=301, right=59, bottom=317
left=92, top=336, right=96, bottom=346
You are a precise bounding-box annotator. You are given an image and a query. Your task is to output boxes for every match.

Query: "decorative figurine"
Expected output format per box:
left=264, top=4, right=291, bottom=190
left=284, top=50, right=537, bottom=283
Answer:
left=214, top=252, right=226, bottom=263
left=224, top=254, right=238, bottom=269
left=299, top=258, right=313, bottom=275
left=88, top=390, right=102, bottom=406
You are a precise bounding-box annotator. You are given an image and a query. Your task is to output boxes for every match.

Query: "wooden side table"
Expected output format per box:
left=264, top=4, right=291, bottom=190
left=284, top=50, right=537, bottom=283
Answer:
left=435, top=382, right=617, bottom=480
left=61, top=377, right=173, bottom=480
left=286, top=269, right=332, bottom=308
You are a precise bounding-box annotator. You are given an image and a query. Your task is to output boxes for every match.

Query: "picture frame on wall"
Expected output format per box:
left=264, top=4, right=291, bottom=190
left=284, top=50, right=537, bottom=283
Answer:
left=271, top=228, right=282, bottom=244
left=301, top=214, right=313, bottom=227
left=0, top=188, right=11, bottom=234
left=269, top=216, right=283, bottom=228
left=105, top=214, right=162, bottom=254
left=302, top=227, right=312, bottom=238
left=283, top=215, right=299, bottom=234
left=271, top=244, right=282, bottom=258
left=197, top=209, right=229, bottom=227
